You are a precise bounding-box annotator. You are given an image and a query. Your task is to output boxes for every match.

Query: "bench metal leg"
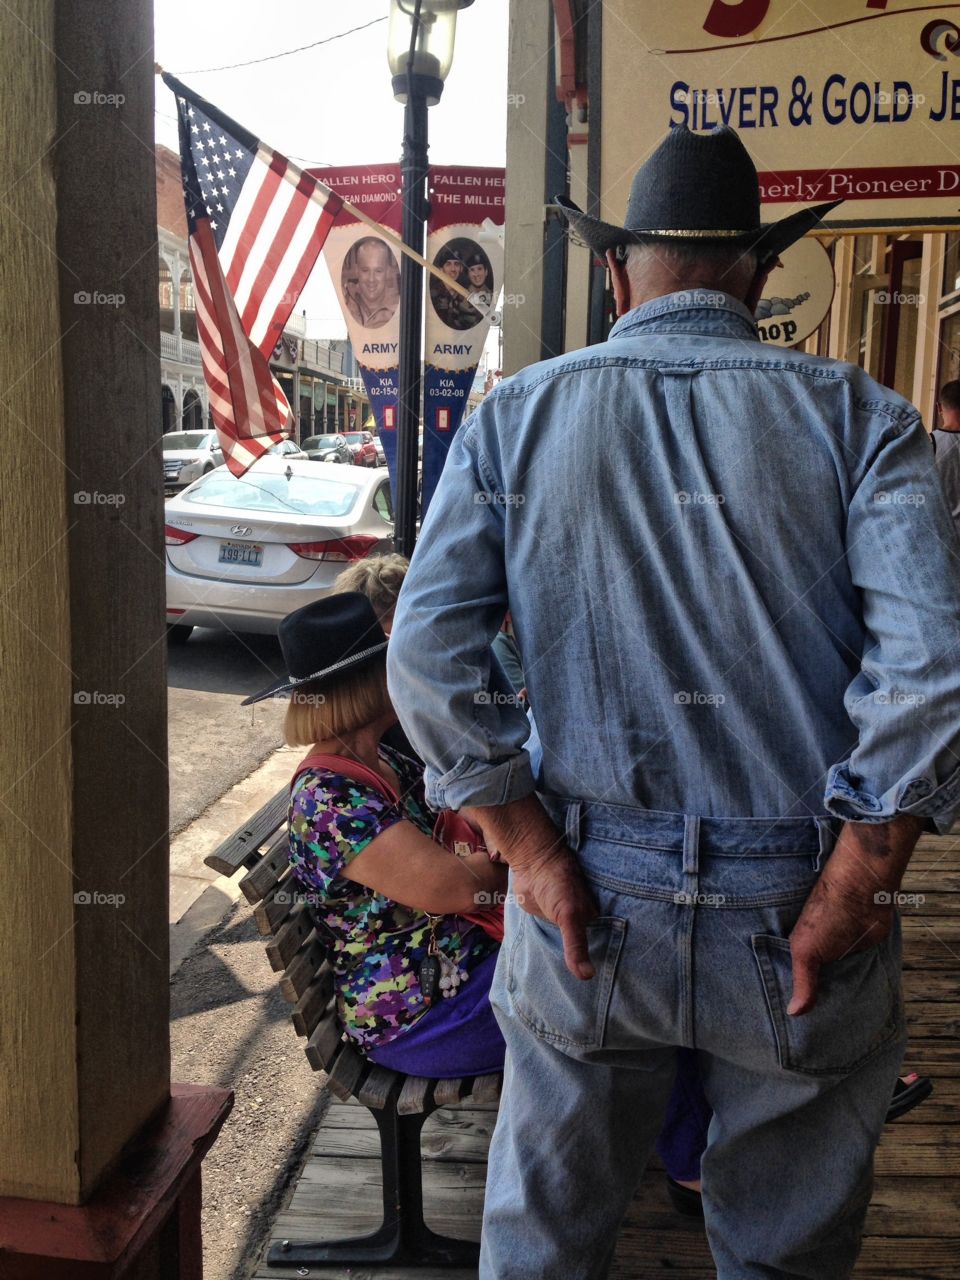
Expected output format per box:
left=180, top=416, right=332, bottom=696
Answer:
left=267, top=1099, right=481, bottom=1269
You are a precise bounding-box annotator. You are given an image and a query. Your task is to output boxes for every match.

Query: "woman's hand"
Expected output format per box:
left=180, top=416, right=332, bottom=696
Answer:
left=346, top=819, right=506, bottom=916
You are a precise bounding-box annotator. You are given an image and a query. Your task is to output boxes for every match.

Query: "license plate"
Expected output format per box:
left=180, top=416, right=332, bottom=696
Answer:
left=219, top=540, right=263, bottom=567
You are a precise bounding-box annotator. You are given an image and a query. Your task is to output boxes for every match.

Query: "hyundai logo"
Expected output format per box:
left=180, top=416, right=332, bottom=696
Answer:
left=230, top=525, right=253, bottom=537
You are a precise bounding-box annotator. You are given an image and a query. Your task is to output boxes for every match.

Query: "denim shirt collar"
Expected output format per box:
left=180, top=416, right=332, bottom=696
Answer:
left=609, top=290, right=759, bottom=342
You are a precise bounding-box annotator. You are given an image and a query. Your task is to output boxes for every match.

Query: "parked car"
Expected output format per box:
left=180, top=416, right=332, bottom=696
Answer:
left=343, top=430, right=378, bottom=467
left=162, top=430, right=224, bottom=494
left=164, top=458, right=395, bottom=641
left=301, top=433, right=354, bottom=465
left=268, top=438, right=307, bottom=459
left=373, top=434, right=386, bottom=466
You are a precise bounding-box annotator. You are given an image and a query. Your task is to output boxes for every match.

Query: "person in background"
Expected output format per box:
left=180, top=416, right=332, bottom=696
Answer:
left=335, top=553, right=417, bottom=758
left=933, top=380, right=960, bottom=523
left=334, top=553, right=410, bottom=634
left=491, top=611, right=526, bottom=704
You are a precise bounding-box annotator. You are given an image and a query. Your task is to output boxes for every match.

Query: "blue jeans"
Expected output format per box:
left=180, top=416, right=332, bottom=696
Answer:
left=479, top=800, right=906, bottom=1280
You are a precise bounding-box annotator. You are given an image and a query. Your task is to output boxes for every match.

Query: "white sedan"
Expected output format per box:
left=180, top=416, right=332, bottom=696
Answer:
left=163, top=430, right=224, bottom=494
left=165, top=458, right=395, bottom=641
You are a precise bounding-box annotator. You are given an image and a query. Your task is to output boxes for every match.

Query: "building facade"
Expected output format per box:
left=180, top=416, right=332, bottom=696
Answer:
left=504, top=2, right=960, bottom=428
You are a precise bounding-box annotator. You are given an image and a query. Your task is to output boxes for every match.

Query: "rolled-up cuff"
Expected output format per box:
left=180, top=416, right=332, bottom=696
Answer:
left=425, top=750, right=536, bottom=811
left=824, top=760, right=960, bottom=834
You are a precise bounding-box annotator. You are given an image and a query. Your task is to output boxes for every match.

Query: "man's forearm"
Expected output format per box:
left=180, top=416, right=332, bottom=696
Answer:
left=460, top=794, right=566, bottom=868
left=828, top=813, right=924, bottom=897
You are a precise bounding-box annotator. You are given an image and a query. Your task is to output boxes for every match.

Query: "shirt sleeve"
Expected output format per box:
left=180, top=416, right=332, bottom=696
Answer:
left=387, top=397, right=535, bottom=810
left=288, top=771, right=406, bottom=892
left=824, top=410, right=960, bottom=833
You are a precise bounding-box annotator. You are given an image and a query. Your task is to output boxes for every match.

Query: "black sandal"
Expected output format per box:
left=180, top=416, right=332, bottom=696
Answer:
left=665, top=1176, right=705, bottom=1218
left=886, top=1074, right=933, bottom=1121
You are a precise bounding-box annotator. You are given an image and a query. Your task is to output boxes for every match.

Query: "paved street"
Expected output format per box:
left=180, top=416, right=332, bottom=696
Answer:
left=167, top=626, right=287, bottom=835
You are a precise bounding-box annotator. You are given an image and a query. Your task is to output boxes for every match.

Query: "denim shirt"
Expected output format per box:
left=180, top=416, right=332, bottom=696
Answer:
left=387, top=291, right=960, bottom=832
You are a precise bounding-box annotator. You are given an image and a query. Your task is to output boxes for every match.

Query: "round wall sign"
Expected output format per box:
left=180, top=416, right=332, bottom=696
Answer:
left=755, top=238, right=836, bottom=348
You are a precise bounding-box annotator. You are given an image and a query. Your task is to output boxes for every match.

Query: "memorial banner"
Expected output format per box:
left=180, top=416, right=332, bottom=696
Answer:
left=311, top=166, right=402, bottom=475
left=604, top=1, right=960, bottom=228
left=422, top=165, right=505, bottom=514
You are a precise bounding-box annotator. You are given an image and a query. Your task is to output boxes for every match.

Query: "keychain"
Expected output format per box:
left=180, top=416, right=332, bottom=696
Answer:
left=419, top=920, right=470, bottom=1004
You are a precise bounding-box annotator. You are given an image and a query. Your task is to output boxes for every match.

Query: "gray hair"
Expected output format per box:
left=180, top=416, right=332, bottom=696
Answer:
left=620, top=239, right=759, bottom=296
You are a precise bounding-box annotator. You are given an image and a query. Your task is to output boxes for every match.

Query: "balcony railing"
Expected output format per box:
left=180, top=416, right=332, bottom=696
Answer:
left=160, top=331, right=202, bottom=365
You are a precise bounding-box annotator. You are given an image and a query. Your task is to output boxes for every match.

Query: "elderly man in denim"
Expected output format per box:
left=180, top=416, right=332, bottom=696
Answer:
left=386, top=125, right=960, bottom=1279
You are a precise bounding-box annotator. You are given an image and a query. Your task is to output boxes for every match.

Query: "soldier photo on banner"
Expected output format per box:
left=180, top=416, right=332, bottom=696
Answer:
left=429, top=237, right=496, bottom=331
left=341, top=236, right=401, bottom=331
left=422, top=166, right=506, bottom=514
left=311, top=166, right=405, bottom=485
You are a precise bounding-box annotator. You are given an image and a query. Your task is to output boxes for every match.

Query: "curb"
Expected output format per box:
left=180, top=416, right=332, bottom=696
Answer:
left=169, top=744, right=299, bottom=976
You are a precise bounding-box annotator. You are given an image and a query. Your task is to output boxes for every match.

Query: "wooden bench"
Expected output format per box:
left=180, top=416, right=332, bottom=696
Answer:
left=205, top=787, right=503, bottom=1269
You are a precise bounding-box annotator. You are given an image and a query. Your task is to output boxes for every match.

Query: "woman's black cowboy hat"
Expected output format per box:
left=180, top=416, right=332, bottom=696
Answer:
left=554, top=125, right=841, bottom=264
left=242, top=592, right=388, bottom=706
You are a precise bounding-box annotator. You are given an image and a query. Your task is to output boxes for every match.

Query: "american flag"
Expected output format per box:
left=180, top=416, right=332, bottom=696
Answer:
left=164, top=74, right=342, bottom=475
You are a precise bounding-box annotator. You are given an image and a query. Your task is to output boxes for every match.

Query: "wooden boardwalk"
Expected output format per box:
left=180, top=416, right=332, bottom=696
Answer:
left=252, top=832, right=960, bottom=1279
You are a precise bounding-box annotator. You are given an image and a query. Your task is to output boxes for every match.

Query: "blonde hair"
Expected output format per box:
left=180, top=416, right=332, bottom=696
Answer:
left=284, top=657, right=391, bottom=747
left=333, top=554, right=409, bottom=625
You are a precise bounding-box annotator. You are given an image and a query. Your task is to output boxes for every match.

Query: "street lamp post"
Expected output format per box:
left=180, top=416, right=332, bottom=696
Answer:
left=388, top=0, right=473, bottom=559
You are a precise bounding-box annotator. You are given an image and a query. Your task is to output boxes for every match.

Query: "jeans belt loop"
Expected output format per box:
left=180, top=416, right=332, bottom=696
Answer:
left=682, top=814, right=700, bottom=874
left=564, top=800, right=582, bottom=851
left=815, top=816, right=838, bottom=871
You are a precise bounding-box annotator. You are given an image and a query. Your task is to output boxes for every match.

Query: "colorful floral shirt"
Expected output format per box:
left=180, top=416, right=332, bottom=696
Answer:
left=287, top=743, right=498, bottom=1051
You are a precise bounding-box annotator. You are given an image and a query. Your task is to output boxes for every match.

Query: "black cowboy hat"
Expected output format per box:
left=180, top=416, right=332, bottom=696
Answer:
left=242, top=592, right=388, bottom=706
left=554, top=125, right=841, bottom=265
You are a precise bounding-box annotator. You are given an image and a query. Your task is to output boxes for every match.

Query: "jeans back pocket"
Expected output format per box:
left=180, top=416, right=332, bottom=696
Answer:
left=752, top=931, right=904, bottom=1077
left=507, top=914, right=626, bottom=1051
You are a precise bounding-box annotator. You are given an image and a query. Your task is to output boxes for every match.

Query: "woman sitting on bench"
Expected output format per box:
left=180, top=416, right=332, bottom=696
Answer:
left=243, top=592, right=508, bottom=1079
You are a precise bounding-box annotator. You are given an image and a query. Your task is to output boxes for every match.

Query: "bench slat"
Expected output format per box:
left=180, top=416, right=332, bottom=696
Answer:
left=253, top=871, right=303, bottom=937
left=397, top=1075, right=435, bottom=1116
left=305, top=1014, right=343, bottom=1072
left=204, top=787, right=289, bottom=877
left=326, top=1044, right=366, bottom=1101
left=433, top=1078, right=464, bottom=1107
left=292, top=969, right=335, bottom=1038
left=239, top=834, right=290, bottom=904
left=265, top=908, right=313, bottom=972
left=279, top=939, right=329, bottom=1004
left=357, top=1065, right=399, bottom=1110
left=471, top=1073, right=502, bottom=1105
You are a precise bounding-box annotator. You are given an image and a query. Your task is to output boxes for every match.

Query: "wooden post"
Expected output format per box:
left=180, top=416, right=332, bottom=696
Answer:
left=0, top=0, right=170, bottom=1204
left=504, top=0, right=551, bottom=374
left=827, top=235, right=857, bottom=363
left=911, top=233, right=945, bottom=427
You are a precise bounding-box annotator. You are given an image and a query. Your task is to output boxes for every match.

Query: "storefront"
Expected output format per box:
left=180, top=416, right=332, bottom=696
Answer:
left=504, top=1, right=960, bottom=426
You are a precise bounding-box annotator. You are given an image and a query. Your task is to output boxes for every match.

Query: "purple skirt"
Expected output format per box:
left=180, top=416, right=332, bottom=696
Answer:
left=367, top=950, right=505, bottom=1078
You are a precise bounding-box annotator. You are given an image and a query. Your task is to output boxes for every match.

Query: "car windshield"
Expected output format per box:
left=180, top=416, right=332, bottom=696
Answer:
left=164, top=432, right=209, bottom=450
left=345, top=433, right=364, bottom=444
left=301, top=437, right=324, bottom=450
left=182, top=470, right=361, bottom=517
